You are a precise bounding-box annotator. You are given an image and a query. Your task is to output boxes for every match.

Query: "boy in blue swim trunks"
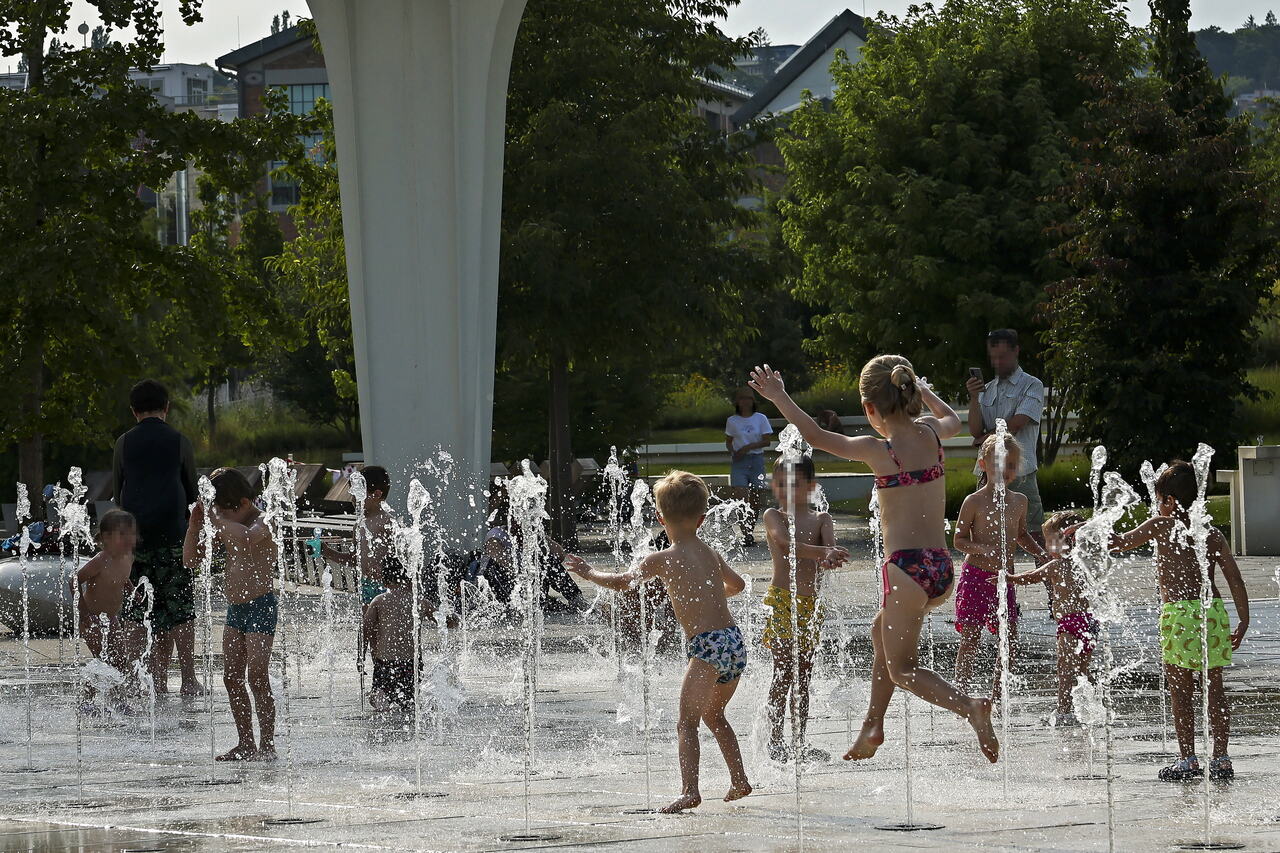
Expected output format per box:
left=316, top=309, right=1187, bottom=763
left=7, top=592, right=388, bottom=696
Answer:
left=565, top=470, right=752, bottom=814
left=322, top=465, right=395, bottom=608
left=185, top=468, right=279, bottom=762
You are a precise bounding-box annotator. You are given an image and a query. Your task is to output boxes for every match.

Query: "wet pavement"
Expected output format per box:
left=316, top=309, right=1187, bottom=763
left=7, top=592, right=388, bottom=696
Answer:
left=0, top=516, right=1277, bottom=851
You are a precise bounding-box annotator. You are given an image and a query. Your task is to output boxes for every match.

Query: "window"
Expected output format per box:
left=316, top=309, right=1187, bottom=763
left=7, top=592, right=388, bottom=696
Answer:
left=269, top=84, right=332, bottom=209
left=185, top=77, right=208, bottom=105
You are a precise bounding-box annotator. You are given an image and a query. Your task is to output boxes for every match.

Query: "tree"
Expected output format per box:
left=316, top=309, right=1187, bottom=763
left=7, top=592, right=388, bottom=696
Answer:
left=266, top=99, right=360, bottom=443
left=90, top=25, right=109, bottom=50
left=502, top=0, right=761, bottom=541
left=778, top=0, right=1140, bottom=400
left=0, top=1, right=315, bottom=500
left=271, top=14, right=280, bottom=34
left=1043, top=0, right=1274, bottom=474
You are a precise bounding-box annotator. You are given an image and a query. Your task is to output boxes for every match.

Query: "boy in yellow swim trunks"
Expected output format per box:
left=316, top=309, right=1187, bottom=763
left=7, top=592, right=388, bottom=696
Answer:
left=1110, top=461, right=1249, bottom=781
left=761, top=456, right=849, bottom=763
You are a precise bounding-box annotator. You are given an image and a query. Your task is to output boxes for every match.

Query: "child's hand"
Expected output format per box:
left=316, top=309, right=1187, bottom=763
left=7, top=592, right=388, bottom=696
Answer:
left=820, top=546, right=851, bottom=569
left=1231, top=620, right=1247, bottom=650
left=189, top=501, right=205, bottom=528
left=563, top=553, right=591, bottom=577
left=748, top=365, right=786, bottom=402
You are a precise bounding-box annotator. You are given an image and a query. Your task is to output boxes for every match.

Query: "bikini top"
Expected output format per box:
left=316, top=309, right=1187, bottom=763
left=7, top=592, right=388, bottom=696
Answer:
left=874, top=422, right=945, bottom=489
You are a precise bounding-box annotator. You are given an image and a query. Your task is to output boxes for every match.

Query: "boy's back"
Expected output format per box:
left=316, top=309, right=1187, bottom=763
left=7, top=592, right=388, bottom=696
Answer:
left=645, top=538, right=737, bottom=639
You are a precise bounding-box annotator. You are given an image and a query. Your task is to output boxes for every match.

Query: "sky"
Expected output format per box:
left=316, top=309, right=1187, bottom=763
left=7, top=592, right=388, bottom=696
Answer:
left=34, top=1, right=1277, bottom=71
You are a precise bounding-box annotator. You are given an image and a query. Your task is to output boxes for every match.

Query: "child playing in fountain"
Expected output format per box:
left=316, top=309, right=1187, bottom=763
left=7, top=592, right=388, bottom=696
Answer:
left=952, top=433, right=1049, bottom=698
left=564, top=470, right=752, bottom=813
left=184, top=468, right=279, bottom=762
left=364, top=555, right=416, bottom=711
left=1109, top=461, right=1249, bottom=781
left=73, top=510, right=138, bottom=678
left=761, top=455, right=850, bottom=763
left=1004, top=511, right=1095, bottom=726
left=750, top=359, right=999, bottom=765
left=322, top=465, right=394, bottom=610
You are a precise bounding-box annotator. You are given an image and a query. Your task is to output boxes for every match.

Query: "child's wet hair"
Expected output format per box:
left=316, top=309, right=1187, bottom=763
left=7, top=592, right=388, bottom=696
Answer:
left=361, top=465, right=391, bottom=498
left=1155, top=461, right=1198, bottom=510
left=1044, top=511, right=1085, bottom=539
left=653, top=470, right=709, bottom=523
left=859, top=355, right=923, bottom=418
left=774, top=454, right=816, bottom=481
left=210, top=467, right=257, bottom=510
left=383, top=555, right=408, bottom=587
left=979, top=432, right=1021, bottom=465
left=96, top=509, right=136, bottom=540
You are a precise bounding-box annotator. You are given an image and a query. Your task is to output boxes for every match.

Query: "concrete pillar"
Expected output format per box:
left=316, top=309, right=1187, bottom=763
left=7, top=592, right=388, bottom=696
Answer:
left=307, top=0, right=528, bottom=539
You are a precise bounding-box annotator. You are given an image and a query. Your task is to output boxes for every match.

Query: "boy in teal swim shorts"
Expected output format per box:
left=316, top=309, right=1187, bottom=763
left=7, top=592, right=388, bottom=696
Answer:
left=323, top=465, right=395, bottom=608
left=1110, top=461, right=1249, bottom=781
left=185, top=468, right=280, bottom=762
left=565, top=470, right=752, bottom=814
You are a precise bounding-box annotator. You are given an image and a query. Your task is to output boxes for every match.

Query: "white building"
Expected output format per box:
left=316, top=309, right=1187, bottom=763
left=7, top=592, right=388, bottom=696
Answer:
left=733, top=9, right=868, bottom=126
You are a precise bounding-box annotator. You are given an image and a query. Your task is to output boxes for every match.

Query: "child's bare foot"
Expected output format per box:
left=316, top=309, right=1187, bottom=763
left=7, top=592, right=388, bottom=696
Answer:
left=660, top=793, right=701, bottom=813
left=216, top=744, right=256, bottom=762
left=843, top=718, right=884, bottom=761
left=724, top=782, right=751, bottom=803
left=967, top=698, right=999, bottom=763
left=254, top=745, right=278, bottom=762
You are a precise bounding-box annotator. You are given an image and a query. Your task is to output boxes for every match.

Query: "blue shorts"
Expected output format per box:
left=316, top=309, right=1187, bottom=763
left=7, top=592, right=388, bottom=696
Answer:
left=226, top=593, right=278, bottom=635
left=730, top=454, right=767, bottom=489
left=687, top=626, right=747, bottom=684
left=361, top=577, right=388, bottom=605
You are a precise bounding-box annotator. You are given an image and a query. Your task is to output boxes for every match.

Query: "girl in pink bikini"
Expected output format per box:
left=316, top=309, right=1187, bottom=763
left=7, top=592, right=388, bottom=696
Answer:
left=750, top=356, right=999, bottom=764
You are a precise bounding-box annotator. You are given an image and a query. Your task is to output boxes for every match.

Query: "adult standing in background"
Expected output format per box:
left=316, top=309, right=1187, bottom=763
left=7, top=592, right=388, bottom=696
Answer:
left=726, top=387, right=773, bottom=547
left=965, top=329, right=1045, bottom=541
left=114, top=379, right=202, bottom=695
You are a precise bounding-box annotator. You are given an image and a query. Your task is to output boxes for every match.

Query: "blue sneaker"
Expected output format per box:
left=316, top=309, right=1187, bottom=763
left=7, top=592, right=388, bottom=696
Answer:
left=1158, top=756, right=1203, bottom=781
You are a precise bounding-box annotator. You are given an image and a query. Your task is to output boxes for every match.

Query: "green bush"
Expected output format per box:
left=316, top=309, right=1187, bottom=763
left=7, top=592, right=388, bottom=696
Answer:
left=655, top=374, right=735, bottom=430
left=171, top=399, right=355, bottom=469
left=1238, top=366, right=1280, bottom=442
left=793, top=363, right=862, bottom=417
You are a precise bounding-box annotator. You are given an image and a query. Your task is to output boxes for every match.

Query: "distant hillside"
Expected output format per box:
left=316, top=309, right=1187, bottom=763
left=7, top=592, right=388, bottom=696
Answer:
left=1197, top=14, right=1280, bottom=94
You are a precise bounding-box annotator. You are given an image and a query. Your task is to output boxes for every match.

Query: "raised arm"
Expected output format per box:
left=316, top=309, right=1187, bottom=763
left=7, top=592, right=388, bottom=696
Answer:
left=914, top=383, right=963, bottom=440
left=563, top=553, right=640, bottom=592
left=749, top=365, right=881, bottom=462
left=1109, top=516, right=1164, bottom=553
left=966, top=375, right=987, bottom=440
left=1007, top=558, right=1051, bottom=586
left=1212, top=530, right=1250, bottom=649
left=183, top=501, right=207, bottom=570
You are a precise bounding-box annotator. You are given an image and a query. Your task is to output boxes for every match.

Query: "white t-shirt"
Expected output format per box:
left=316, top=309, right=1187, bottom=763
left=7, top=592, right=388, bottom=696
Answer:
left=725, top=413, right=773, bottom=455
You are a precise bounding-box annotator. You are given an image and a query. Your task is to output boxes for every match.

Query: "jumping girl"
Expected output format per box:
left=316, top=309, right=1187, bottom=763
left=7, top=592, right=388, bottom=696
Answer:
left=749, top=357, right=998, bottom=763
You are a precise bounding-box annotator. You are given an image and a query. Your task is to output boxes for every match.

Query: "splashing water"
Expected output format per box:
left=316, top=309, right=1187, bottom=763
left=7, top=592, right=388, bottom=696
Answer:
left=505, top=461, right=550, bottom=832
left=626, top=479, right=656, bottom=810
left=1073, top=462, right=1141, bottom=852
left=992, top=421, right=1012, bottom=801
left=1139, top=460, right=1170, bottom=754
left=1189, top=444, right=1216, bottom=849
left=54, top=469, right=92, bottom=795
left=197, top=475, right=218, bottom=775
left=404, top=479, right=431, bottom=789
left=603, top=448, right=630, bottom=675
left=776, top=424, right=808, bottom=841
left=16, top=483, right=35, bottom=771
left=349, top=470, right=370, bottom=710
left=262, top=458, right=299, bottom=817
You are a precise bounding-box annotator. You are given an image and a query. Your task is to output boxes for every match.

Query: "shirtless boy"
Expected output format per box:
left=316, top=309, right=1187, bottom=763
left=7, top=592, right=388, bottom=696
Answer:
left=761, top=455, right=849, bottom=762
left=185, top=468, right=279, bottom=761
left=74, top=510, right=138, bottom=677
left=565, top=470, right=752, bottom=813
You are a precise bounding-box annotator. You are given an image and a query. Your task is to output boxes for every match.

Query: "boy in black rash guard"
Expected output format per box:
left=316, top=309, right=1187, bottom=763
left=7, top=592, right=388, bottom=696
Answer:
left=113, top=379, right=202, bottom=695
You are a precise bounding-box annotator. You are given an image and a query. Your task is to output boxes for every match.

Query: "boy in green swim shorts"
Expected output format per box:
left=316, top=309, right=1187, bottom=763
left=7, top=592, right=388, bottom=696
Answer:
left=1111, top=461, right=1249, bottom=781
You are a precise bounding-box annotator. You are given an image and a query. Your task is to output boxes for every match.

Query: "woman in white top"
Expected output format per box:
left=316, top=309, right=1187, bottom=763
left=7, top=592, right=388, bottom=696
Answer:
left=725, top=387, right=774, bottom=547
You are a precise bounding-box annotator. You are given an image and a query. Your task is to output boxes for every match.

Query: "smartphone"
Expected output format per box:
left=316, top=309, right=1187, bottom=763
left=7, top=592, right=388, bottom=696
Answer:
left=969, top=367, right=983, bottom=382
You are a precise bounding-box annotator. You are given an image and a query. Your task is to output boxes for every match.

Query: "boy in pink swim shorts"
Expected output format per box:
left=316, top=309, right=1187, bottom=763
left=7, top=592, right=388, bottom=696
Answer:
left=1007, top=511, right=1096, bottom=726
left=952, top=434, right=1048, bottom=698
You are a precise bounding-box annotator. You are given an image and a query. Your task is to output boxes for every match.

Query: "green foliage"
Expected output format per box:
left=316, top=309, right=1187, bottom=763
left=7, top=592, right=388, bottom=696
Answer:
left=1044, top=2, right=1275, bottom=476
left=1238, top=366, right=1280, bottom=440
left=499, top=0, right=763, bottom=482
left=0, top=0, right=320, bottom=488
left=1195, top=18, right=1280, bottom=93
left=655, top=375, right=734, bottom=431
left=778, top=0, right=1139, bottom=399
left=170, top=398, right=352, bottom=470
left=266, top=99, right=358, bottom=439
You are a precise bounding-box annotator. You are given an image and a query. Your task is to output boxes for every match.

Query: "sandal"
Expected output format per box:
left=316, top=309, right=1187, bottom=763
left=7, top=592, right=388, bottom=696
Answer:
left=1158, top=756, right=1203, bottom=781
left=1209, top=755, right=1234, bottom=780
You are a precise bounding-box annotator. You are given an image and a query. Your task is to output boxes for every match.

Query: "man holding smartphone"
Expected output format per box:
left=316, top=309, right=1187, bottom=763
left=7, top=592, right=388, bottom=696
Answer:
left=965, top=329, right=1046, bottom=541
